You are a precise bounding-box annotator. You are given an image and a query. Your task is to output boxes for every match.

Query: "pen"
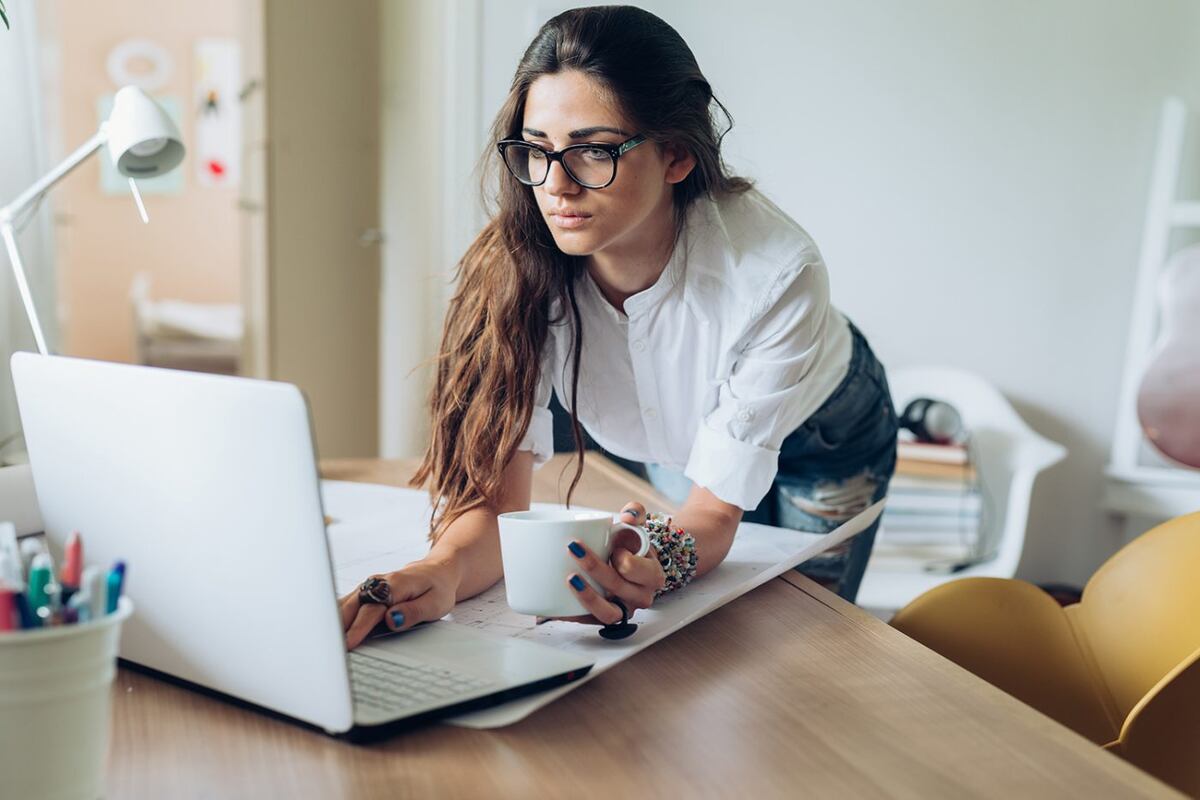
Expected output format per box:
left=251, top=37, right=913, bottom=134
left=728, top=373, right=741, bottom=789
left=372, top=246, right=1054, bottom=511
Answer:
left=105, top=560, right=126, bottom=615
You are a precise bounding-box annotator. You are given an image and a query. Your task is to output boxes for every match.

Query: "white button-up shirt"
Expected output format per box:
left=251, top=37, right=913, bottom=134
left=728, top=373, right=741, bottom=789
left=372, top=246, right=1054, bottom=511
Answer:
left=519, top=188, right=852, bottom=510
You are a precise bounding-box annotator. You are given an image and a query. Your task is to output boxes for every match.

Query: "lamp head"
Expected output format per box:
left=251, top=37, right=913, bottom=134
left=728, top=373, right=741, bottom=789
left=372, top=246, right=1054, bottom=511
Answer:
left=105, top=86, right=185, bottom=178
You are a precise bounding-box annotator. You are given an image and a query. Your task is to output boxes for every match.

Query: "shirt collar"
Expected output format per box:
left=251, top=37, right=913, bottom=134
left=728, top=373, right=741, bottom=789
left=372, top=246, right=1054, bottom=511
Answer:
left=582, top=200, right=702, bottom=321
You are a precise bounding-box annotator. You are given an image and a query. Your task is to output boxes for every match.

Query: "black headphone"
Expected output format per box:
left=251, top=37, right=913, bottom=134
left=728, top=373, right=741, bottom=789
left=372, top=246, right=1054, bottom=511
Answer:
left=899, top=398, right=963, bottom=444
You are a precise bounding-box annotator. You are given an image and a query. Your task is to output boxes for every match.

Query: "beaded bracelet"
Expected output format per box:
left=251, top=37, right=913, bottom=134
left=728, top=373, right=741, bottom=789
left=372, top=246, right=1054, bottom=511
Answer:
left=643, top=512, right=698, bottom=598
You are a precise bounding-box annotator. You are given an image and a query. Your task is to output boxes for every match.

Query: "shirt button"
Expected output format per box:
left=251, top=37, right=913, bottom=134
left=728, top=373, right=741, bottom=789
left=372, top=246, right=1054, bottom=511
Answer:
left=632, top=339, right=646, bottom=352
left=644, top=407, right=658, bottom=419
left=737, top=408, right=754, bottom=423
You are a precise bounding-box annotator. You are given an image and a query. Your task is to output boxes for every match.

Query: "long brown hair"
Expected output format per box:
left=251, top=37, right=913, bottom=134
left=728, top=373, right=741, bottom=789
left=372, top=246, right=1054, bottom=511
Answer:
left=412, top=5, right=752, bottom=541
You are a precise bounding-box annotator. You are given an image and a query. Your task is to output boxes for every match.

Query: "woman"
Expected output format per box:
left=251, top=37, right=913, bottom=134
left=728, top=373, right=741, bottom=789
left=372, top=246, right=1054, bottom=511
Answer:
left=342, top=6, right=897, bottom=650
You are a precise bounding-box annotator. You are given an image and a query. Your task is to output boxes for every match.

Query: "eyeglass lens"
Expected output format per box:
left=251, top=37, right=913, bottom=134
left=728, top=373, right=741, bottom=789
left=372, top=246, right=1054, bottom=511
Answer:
left=504, top=144, right=615, bottom=187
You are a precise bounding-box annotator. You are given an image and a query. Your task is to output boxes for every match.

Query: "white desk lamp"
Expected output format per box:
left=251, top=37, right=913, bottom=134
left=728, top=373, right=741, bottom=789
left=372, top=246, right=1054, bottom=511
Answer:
left=0, top=85, right=185, bottom=355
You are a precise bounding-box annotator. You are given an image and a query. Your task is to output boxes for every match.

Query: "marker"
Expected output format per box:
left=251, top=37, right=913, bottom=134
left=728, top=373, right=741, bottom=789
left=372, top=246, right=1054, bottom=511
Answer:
left=60, top=531, right=83, bottom=603
left=13, top=592, right=35, bottom=629
left=67, top=590, right=92, bottom=624
left=0, top=552, right=30, bottom=628
left=105, top=561, right=126, bottom=615
left=0, top=588, right=15, bottom=631
left=62, top=601, right=79, bottom=625
left=82, top=566, right=106, bottom=623
left=19, top=537, right=45, bottom=581
left=36, top=581, right=62, bottom=627
left=0, top=522, right=19, bottom=581
left=0, top=551, right=21, bottom=594
left=27, top=553, right=52, bottom=625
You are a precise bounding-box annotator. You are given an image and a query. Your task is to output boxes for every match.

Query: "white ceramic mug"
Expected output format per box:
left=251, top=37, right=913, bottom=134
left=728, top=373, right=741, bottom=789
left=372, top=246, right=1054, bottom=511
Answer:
left=497, top=509, right=650, bottom=618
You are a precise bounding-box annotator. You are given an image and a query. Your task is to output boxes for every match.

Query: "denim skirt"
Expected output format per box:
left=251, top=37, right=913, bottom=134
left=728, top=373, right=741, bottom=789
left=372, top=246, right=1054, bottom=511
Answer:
left=646, top=319, right=898, bottom=603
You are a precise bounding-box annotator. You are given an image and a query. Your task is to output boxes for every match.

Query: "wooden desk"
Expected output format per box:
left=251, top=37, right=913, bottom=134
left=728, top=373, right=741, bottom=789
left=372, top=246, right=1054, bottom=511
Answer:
left=106, top=455, right=1179, bottom=798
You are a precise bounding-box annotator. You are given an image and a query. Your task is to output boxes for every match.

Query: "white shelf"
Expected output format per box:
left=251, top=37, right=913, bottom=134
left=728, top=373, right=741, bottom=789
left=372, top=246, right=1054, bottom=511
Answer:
left=1105, top=463, right=1200, bottom=489
left=1103, top=471, right=1200, bottom=518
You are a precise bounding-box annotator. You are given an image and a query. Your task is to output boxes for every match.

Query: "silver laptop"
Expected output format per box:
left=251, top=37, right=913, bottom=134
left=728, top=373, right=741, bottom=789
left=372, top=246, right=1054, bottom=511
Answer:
left=11, top=352, right=592, bottom=740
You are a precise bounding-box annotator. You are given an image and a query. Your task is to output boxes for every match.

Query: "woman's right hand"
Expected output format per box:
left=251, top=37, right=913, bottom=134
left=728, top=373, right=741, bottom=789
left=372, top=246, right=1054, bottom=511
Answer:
left=339, top=558, right=460, bottom=650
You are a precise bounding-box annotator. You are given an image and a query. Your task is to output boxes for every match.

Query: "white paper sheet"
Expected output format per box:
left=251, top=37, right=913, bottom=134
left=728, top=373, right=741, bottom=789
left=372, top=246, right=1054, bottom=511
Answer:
left=321, top=480, right=885, bottom=729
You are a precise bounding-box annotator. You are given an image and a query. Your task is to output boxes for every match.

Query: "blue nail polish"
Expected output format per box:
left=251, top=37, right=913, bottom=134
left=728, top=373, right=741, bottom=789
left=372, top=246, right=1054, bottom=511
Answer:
left=569, top=575, right=586, bottom=592
left=568, top=541, right=585, bottom=558
left=391, top=610, right=405, bottom=627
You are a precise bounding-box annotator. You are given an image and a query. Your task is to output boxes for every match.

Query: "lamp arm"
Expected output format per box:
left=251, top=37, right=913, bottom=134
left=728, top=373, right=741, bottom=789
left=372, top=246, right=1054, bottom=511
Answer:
left=0, top=126, right=108, bottom=225
left=1, top=221, right=50, bottom=355
left=0, top=125, right=108, bottom=356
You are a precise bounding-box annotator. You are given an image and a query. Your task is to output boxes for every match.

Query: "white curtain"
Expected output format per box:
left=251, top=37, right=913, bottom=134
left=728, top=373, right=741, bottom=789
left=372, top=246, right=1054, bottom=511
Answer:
left=0, top=0, right=57, bottom=464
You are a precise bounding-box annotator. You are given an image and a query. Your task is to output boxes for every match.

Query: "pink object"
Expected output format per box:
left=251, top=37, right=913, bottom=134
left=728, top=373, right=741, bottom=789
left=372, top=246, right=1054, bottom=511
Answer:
left=1137, top=244, right=1200, bottom=469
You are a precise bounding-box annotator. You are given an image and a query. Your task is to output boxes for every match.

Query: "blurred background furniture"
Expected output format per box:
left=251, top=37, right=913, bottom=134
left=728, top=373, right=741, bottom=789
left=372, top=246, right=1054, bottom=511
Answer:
left=890, top=510, right=1200, bottom=797
left=856, top=366, right=1066, bottom=615
left=129, top=272, right=242, bottom=375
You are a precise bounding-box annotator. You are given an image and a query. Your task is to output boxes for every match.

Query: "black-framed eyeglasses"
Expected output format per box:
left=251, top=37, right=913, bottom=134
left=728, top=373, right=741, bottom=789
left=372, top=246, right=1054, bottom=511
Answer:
left=496, top=134, right=647, bottom=189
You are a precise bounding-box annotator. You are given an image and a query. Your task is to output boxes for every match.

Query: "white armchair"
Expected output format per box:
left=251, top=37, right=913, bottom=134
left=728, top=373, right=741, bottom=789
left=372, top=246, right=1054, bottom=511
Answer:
left=856, top=366, right=1066, bottom=614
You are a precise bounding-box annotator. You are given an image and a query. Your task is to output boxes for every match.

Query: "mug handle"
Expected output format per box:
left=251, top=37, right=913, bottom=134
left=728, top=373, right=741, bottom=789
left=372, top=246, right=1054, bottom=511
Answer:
left=609, top=521, right=651, bottom=557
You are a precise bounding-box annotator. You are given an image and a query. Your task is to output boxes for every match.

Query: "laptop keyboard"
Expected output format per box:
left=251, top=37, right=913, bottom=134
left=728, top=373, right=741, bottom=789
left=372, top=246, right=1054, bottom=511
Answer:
left=348, top=650, right=495, bottom=714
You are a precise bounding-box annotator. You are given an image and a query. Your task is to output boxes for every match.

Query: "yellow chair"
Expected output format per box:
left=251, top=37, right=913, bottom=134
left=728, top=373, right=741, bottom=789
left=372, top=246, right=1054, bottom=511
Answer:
left=890, top=511, right=1200, bottom=796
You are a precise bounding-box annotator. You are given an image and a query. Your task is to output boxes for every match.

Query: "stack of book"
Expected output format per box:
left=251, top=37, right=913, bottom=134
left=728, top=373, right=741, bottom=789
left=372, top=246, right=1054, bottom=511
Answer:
left=873, top=438, right=983, bottom=571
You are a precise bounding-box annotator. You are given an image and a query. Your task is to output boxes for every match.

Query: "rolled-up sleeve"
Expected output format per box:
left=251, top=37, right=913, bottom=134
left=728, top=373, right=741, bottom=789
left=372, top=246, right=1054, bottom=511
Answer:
left=516, top=337, right=555, bottom=470
left=684, top=259, right=833, bottom=509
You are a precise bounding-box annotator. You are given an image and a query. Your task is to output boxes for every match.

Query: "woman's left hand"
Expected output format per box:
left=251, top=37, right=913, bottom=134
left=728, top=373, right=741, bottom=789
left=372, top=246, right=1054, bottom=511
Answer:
left=553, top=501, right=666, bottom=625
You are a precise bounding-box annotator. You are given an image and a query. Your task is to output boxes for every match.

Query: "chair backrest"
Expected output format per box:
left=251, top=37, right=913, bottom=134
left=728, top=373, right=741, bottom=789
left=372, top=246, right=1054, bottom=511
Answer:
left=1073, top=511, right=1200, bottom=721
left=1117, top=645, right=1200, bottom=797
left=888, top=367, right=1066, bottom=574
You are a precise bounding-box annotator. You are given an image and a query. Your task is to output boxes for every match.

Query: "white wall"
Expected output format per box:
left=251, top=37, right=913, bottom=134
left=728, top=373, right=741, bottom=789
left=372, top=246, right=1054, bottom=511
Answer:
left=384, top=0, right=1200, bottom=586
left=658, top=0, right=1200, bottom=588
left=0, top=0, right=57, bottom=463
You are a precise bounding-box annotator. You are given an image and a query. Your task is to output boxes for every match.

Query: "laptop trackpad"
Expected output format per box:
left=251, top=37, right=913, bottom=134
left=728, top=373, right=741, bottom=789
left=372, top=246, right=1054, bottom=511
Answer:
left=349, top=622, right=592, bottom=725
left=356, top=621, right=591, bottom=685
